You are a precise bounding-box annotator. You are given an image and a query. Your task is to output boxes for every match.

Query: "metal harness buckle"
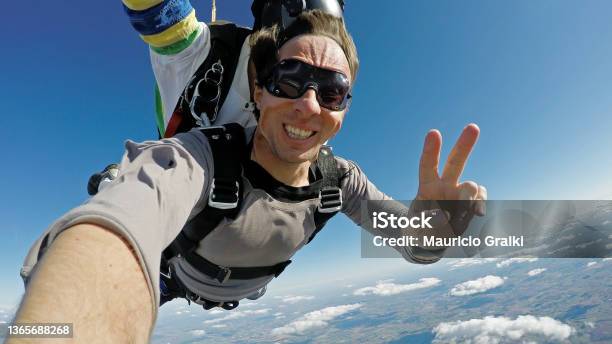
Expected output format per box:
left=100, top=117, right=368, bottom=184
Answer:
left=188, top=60, right=225, bottom=127
left=208, top=178, right=239, bottom=210
left=318, top=187, right=342, bottom=213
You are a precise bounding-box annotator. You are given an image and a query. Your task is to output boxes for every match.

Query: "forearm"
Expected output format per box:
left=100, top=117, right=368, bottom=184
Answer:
left=10, top=224, right=154, bottom=343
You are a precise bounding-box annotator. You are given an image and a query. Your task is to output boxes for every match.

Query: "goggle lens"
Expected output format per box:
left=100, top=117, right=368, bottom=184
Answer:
left=265, top=59, right=352, bottom=111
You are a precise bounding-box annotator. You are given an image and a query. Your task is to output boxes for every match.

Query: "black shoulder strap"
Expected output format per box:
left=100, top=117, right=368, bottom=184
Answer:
left=165, top=22, right=252, bottom=137
left=163, top=123, right=246, bottom=261
left=307, top=146, right=343, bottom=243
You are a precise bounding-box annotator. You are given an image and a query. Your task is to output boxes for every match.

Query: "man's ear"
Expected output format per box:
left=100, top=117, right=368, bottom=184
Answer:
left=253, top=84, right=263, bottom=109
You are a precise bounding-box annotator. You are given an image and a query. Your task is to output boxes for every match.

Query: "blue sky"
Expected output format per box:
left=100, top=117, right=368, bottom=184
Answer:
left=2, top=0, right=612, bottom=308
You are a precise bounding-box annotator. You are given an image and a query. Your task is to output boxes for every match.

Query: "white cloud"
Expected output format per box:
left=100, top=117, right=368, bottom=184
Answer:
left=271, top=304, right=362, bottom=336
left=603, top=258, right=612, bottom=261
left=203, top=308, right=270, bottom=324
left=587, top=261, right=597, bottom=267
left=450, top=275, right=505, bottom=296
left=274, top=312, right=283, bottom=316
left=280, top=295, right=315, bottom=304
left=496, top=258, right=538, bottom=268
left=211, top=324, right=227, bottom=328
left=238, top=302, right=259, bottom=307
left=208, top=309, right=224, bottom=315
left=448, top=258, right=498, bottom=269
left=190, top=329, right=205, bottom=337
left=527, top=268, right=546, bottom=276
left=353, top=278, right=441, bottom=296
left=433, top=315, right=574, bottom=343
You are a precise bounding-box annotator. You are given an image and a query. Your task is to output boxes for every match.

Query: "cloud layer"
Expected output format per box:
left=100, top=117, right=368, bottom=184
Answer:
left=353, top=278, right=441, bottom=296
left=527, top=268, right=546, bottom=276
left=433, top=315, right=574, bottom=343
left=276, top=295, right=315, bottom=304
left=271, top=304, right=362, bottom=336
left=203, top=308, right=270, bottom=324
left=496, top=258, right=538, bottom=268
left=450, top=275, right=505, bottom=296
left=190, top=329, right=205, bottom=337
left=448, top=258, right=498, bottom=269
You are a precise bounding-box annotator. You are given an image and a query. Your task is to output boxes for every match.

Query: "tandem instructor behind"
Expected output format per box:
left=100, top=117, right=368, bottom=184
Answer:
left=10, top=11, right=486, bottom=344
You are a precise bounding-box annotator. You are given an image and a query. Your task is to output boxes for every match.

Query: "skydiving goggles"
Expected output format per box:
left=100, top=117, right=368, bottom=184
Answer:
left=264, top=59, right=352, bottom=111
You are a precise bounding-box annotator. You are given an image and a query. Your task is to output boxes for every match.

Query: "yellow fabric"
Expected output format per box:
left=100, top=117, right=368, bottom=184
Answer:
left=141, top=10, right=198, bottom=48
left=122, top=0, right=164, bottom=11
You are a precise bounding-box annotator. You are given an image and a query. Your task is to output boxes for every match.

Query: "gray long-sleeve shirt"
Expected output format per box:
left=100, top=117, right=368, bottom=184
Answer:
left=21, top=129, right=443, bottom=319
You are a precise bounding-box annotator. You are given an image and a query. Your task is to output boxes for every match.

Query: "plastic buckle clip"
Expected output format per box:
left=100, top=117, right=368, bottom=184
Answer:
left=318, top=187, right=342, bottom=213
left=208, top=178, right=239, bottom=210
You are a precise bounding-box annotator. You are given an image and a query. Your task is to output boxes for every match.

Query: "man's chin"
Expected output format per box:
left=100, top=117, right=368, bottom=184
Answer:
left=279, top=148, right=319, bottom=164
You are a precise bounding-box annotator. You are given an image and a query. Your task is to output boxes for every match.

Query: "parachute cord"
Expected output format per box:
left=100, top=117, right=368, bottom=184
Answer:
left=211, top=0, right=217, bottom=22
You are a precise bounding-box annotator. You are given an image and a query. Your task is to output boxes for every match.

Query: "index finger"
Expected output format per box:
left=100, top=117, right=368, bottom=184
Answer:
left=441, top=123, right=480, bottom=183
left=419, top=129, right=442, bottom=185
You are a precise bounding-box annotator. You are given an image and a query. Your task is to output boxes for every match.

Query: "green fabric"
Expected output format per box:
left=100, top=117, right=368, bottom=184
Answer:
left=154, top=84, right=165, bottom=138
left=151, top=29, right=199, bottom=55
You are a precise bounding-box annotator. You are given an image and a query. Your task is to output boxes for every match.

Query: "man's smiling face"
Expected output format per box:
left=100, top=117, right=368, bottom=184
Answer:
left=254, top=34, right=352, bottom=163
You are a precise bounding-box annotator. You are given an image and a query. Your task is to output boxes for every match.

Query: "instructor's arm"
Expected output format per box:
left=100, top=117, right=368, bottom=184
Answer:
left=10, top=224, right=154, bottom=343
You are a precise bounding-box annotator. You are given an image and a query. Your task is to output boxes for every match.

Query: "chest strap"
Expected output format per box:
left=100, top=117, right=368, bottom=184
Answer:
left=162, top=129, right=341, bottom=284
left=308, top=145, right=343, bottom=243
left=164, top=123, right=245, bottom=260
left=184, top=253, right=292, bottom=283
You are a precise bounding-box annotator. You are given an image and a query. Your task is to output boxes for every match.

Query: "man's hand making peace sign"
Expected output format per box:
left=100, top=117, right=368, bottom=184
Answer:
left=415, top=123, right=487, bottom=237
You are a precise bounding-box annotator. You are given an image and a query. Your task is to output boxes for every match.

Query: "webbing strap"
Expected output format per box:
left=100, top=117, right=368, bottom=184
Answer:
left=308, top=146, right=342, bottom=243
left=184, top=253, right=292, bottom=283
left=163, top=123, right=245, bottom=260
left=164, top=22, right=251, bottom=137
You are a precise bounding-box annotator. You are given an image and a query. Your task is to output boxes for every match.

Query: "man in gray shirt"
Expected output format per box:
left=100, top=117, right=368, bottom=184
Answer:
left=12, top=10, right=486, bottom=343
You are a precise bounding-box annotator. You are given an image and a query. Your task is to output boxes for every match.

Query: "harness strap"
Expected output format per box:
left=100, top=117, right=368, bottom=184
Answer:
left=308, top=146, right=342, bottom=243
left=164, top=22, right=251, bottom=137
left=159, top=261, right=240, bottom=310
left=161, top=129, right=341, bottom=305
left=164, top=123, right=245, bottom=260
left=184, top=253, right=292, bottom=283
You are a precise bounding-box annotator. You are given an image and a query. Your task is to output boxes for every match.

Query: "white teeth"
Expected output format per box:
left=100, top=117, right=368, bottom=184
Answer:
left=284, top=124, right=314, bottom=139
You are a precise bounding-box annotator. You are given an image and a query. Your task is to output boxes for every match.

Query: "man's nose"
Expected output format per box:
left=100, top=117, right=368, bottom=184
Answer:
left=293, top=89, right=321, bottom=116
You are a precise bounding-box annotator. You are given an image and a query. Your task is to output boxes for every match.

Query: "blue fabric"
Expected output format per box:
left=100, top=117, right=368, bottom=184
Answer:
left=123, top=0, right=193, bottom=36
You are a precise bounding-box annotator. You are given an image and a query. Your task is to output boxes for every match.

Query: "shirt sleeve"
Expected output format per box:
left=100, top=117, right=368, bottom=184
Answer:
left=337, top=157, right=448, bottom=264
left=122, top=0, right=212, bottom=130
left=20, top=130, right=213, bottom=318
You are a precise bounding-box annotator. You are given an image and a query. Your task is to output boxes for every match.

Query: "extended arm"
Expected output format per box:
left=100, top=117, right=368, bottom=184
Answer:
left=17, top=131, right=213, bottom=340
left=10, top=224, right=153, bottom=343
left=340, top=124, right=487, bottom=263
left=122, top=0, right=210, bottom=136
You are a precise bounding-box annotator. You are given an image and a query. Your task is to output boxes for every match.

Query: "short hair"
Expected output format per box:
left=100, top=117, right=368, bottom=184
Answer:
left=249, top=10, right=359, bottom=86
